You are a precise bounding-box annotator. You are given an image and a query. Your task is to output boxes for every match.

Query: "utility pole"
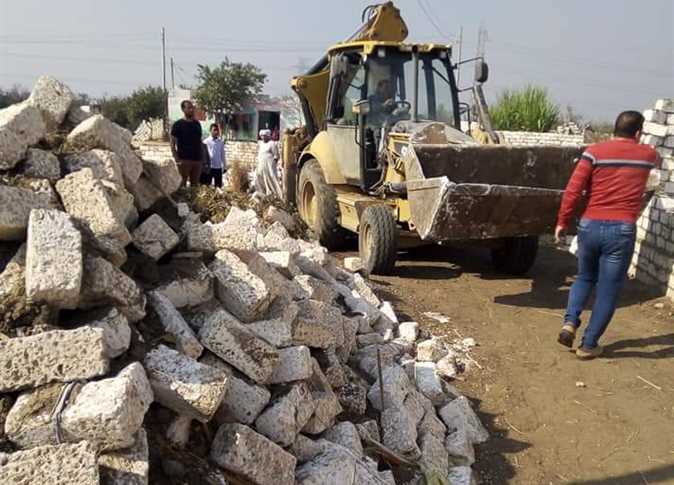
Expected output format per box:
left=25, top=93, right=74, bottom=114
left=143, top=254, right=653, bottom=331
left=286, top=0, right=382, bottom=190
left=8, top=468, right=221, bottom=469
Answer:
left=161, top=27, right=168, bottom=137
left=170, top=56, right=175, bottom=90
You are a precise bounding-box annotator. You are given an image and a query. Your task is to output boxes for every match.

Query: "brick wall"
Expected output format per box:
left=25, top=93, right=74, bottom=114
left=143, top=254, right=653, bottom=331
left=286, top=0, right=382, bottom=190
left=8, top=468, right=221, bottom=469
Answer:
left=496, top=131, right=585, bottom=146
left=628, top=99, right=674, bottom=298
left=135, top=140, right=259, bottom=170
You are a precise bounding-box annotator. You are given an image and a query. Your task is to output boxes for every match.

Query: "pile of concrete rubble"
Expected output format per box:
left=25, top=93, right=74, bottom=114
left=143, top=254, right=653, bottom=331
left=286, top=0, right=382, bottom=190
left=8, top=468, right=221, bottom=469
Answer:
left=0, top=77, right=487, bottom=485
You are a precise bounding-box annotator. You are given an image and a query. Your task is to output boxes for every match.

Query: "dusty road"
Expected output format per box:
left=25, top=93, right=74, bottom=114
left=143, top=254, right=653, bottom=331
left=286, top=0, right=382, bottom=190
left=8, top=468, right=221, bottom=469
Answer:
left=341, top=244, right=674, bottom=485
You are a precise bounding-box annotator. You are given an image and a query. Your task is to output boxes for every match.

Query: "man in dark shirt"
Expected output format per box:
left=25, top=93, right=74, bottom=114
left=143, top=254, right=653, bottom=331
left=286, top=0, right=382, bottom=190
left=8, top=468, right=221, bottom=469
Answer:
left=170, top=100, right=205, bottom=187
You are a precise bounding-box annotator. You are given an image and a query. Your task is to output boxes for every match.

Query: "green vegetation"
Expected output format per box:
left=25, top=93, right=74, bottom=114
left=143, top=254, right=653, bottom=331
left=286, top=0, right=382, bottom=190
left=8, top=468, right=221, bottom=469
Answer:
left=193, top=59, right=266, bottom=120
left=0, top=85, right=29, bottom=109
left=100, top=86, right=165, bottom=131
left=490, top=86, right=560, bottom=132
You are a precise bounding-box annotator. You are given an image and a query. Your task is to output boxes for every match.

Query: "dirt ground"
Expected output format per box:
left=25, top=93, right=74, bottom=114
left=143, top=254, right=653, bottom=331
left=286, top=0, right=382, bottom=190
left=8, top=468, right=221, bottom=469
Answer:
left=341, top=244, right=674, bottom=485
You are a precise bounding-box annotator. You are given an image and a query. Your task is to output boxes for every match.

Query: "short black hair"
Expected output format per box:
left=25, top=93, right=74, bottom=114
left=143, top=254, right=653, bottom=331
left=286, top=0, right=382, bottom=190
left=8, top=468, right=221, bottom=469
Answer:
left=614, top=111, right=644, bottom=138
left=180, top=100, right=193, bottom=110
left=210, top=123, right=219, bottom=131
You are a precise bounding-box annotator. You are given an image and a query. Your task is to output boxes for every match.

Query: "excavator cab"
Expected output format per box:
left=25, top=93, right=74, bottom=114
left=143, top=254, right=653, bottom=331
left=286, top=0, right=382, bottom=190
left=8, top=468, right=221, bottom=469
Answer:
left=324, top=44, right=460, bottom=191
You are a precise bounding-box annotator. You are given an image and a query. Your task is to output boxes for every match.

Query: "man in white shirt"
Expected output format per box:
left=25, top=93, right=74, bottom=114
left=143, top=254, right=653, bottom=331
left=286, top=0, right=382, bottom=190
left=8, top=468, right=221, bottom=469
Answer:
left=202, top=123, right=226, bottom=188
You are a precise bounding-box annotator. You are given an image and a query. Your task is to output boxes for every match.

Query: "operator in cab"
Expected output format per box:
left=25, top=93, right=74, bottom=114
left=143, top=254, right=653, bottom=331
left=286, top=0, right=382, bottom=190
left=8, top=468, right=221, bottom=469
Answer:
left=368, top=79, right=396, bottom=126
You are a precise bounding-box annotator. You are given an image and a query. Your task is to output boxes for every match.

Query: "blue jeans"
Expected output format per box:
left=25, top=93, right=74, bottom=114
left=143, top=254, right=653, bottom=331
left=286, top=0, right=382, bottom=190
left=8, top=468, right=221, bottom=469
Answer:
left=564, top=219, right=636, bottom=348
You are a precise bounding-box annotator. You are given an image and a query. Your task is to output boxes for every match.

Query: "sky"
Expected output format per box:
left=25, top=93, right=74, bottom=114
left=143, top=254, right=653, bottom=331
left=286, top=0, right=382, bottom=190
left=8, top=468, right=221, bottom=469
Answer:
left=1, top=0, right=672, bottom=122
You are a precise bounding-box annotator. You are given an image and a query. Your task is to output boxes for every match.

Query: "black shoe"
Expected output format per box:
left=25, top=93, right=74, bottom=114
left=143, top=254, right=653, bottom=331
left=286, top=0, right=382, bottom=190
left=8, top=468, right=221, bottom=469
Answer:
left=557, top=324, right=576, bottom=348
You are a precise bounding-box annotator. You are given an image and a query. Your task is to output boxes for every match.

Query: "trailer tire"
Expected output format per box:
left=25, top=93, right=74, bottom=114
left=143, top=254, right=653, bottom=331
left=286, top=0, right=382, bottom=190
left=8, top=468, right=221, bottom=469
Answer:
left=491, top=236, right=539, bottom=275
left=298, top=159, right=348, bottom=250
left=359, top=205, right=398, bottom=276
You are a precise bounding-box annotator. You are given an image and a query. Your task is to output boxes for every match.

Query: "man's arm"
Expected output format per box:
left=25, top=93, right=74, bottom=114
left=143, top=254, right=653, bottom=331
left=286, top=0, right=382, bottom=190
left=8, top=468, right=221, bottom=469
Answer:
left=555, top=156, right=593, bottom=240
left=169, top=123, right=179, bottom=161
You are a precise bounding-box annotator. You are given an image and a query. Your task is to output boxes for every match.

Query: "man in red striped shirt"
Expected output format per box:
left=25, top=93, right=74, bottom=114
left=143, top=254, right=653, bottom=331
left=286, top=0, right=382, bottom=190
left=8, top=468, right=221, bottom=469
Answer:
left=555, top=111, right=660, bottom=359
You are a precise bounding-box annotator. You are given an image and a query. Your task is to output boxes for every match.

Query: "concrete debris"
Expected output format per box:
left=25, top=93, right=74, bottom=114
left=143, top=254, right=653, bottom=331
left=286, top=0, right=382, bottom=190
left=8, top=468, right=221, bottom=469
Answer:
left=0, top=184, right=52, bottom=241
left=147, top=291, right=203, bottom=359
left=448, top=466, right=478, bottom=485
left=198, top=308, right=279, bottom=384
left=22, top=148, right=61, bottom=181
left=25, top=209, right=83, bottom=309
left=269, top=345, right=313, bottom=384
left=66, top=115, right=143, bottom=187
left=5, top=363, right=152, bottom=451
left=98, top=429, right=149, bottom=485
left=343, top=256, right=363, bottom=273
left=0, top=327, right=109, bottom=393
left=209, top=249, right=271, bottom=322
left=0, top=442, right=99, bottom=485
left=0, top=75, right=491, bottom=485
left=210, top=423, right=297, bottom=485
left=144, top=345, right=227, bottom=422
left=254, top=382, right=316, bottom=446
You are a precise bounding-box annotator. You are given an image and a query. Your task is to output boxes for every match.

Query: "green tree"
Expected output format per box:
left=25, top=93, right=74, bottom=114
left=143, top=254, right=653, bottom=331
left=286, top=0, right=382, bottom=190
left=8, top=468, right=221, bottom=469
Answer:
left=193, top=59, right=266, bottom=120
left=490, top=85, right=560, bottom=132
left=99, top=86, right=165, bottom=130
left=0, top=85, right=30, bottom=109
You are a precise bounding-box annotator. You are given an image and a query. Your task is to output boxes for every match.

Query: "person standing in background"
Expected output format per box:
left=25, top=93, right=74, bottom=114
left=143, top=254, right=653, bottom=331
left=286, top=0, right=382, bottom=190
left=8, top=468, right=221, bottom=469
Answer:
left=555, top=111, right=660, bottom=359
left=202, top=123, right=226, bottom=188
left=254, top=129, right=281, bottom=197
left=170, top=100, right=205, bottom=187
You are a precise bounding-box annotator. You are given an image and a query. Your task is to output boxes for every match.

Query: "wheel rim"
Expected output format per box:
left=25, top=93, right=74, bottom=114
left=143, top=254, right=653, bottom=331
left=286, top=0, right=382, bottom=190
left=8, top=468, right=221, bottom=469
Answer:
left=301, top=180, right=317, bottom=228
left=361, top=222, right=373, bottom=263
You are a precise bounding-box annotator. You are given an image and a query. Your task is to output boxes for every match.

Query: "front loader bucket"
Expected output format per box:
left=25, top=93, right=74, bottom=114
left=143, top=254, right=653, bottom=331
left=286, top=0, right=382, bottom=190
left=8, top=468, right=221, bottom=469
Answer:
left=404, top=142, right=583, bottom=241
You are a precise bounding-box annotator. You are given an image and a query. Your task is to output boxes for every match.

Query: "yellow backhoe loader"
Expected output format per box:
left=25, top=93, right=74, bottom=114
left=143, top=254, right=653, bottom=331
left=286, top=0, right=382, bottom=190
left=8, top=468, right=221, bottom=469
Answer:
left=282, top=2, right=582, bottom=275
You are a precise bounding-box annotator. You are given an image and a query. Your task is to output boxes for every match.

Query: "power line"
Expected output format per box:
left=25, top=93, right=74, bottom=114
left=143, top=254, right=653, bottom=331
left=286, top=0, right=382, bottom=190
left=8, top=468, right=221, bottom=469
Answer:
left=415, top=0, right=452, bottom=41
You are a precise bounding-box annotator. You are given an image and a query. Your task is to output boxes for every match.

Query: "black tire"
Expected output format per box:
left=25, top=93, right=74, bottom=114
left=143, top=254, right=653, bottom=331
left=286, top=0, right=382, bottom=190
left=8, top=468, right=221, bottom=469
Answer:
left=359, top=205, right=398, bottom=276
left=297, top=159, right=348, bottom=250
left=491, top=236, right=539, bottom=275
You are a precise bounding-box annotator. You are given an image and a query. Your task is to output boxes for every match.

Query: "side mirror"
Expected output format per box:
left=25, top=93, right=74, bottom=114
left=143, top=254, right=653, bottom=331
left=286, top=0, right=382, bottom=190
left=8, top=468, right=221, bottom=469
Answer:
left=474, top=60, right=489, bottom=84
left=352, top=99, right=371, bottom=116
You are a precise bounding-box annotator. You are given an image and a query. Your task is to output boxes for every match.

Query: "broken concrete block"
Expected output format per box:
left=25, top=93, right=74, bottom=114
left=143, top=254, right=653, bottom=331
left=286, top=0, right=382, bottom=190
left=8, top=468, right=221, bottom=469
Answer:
left=141, top=157, right=182, bottom=196
left=294, top=443, right=355, bottom=484
left=209, top=249, right=271, bottom=322
left=352, top=341, right=411, bottom=381
left=419, top=432, right=449, bottom=476
left=403, top=390, right=427, bottom=427
left=25, top=209, right=83, bottom=309
left=5, top=103, right=45, bottom=151
left=66, top=115, right=142, bottom=186
left=447, top=466, right=478, bottom=485
left=132, top=214, right=179, bottom=261
left=337, top=367, right=368, bottom=416
left=398, top=321, right=419, bottom=343
left=315, top=348, right=347, bottom=389
left=289, top=435, right=332, bottom=464
left=99, top=429, right=149, bottom=485
left=56, top=168, right=131, bottom=255
left=367, top=364, right=412, bottom=411
left=415, top=362, right=447, bottom=405
left=655, top=98, right=674, bottom=112
left=644, top=109, right=667, bottom=124
left=302, top=359, right=343, bottom=435
left=323, top=421, right=363, bottom=456
left=144, top=345, right=227, bottom=422
left=356, top=420, right=381, bottom=443
left=269, top=346, right=313, bottom=384
left=79, top=256, right=146, bottom=322
left=212, top=367, right=270, bottom=425
left=337, top=316, right=360, bottom=363
left=237, top=250, right=306, bottom=302
left=247, top=317, right=293, bottom=348
left=438, top=396, right=489, bottom=445
left=126, top=174, right=164, bottom=211
left=255, top=383, right=316, bottom=446
left=293, top=299, right=343, bottom=349
left=343, top=257, right=363, bottom=273
left=259, top=251, right=300, bottom=278
left=263, top=205, right=297, bottom=233
left=436, top=351, right=459, bottom=379
left=381, top=407, right=420, bottom=458
left=0, top=326, right=109, bottom=392
left=210, top=423, right=297, bottom=485
left=0, top=184, right=52, bottom=240
left=0, top=442, right=99, bottom=485
left=418, top=408, right=447, bottom=440
left=6, top=362, right=152, bottom=451
left=81, top=307, right=131, bottom=359
left=27, top=75, right=75, bottom=130
left=22, top=148, right=61, bottom=181
left=0, top=126, right=27, bottom=170
left=416, top=337, right=447, bottom=362
left=294, top=274, right=339, bottom=304
left=198, top=308, right=279, bottom=384
left=445, top=425, right=475, bottom=466
left=63, top=149, right=125, bottom=186
left=357, top=333, right=386, bottom=347
left=155, top=258, right=213, bottom=309
left=148, top=291, right=203, bottom=359
left=66, top=104, right=93, bottom=126
left=102, top=180, right=137, bottom=230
